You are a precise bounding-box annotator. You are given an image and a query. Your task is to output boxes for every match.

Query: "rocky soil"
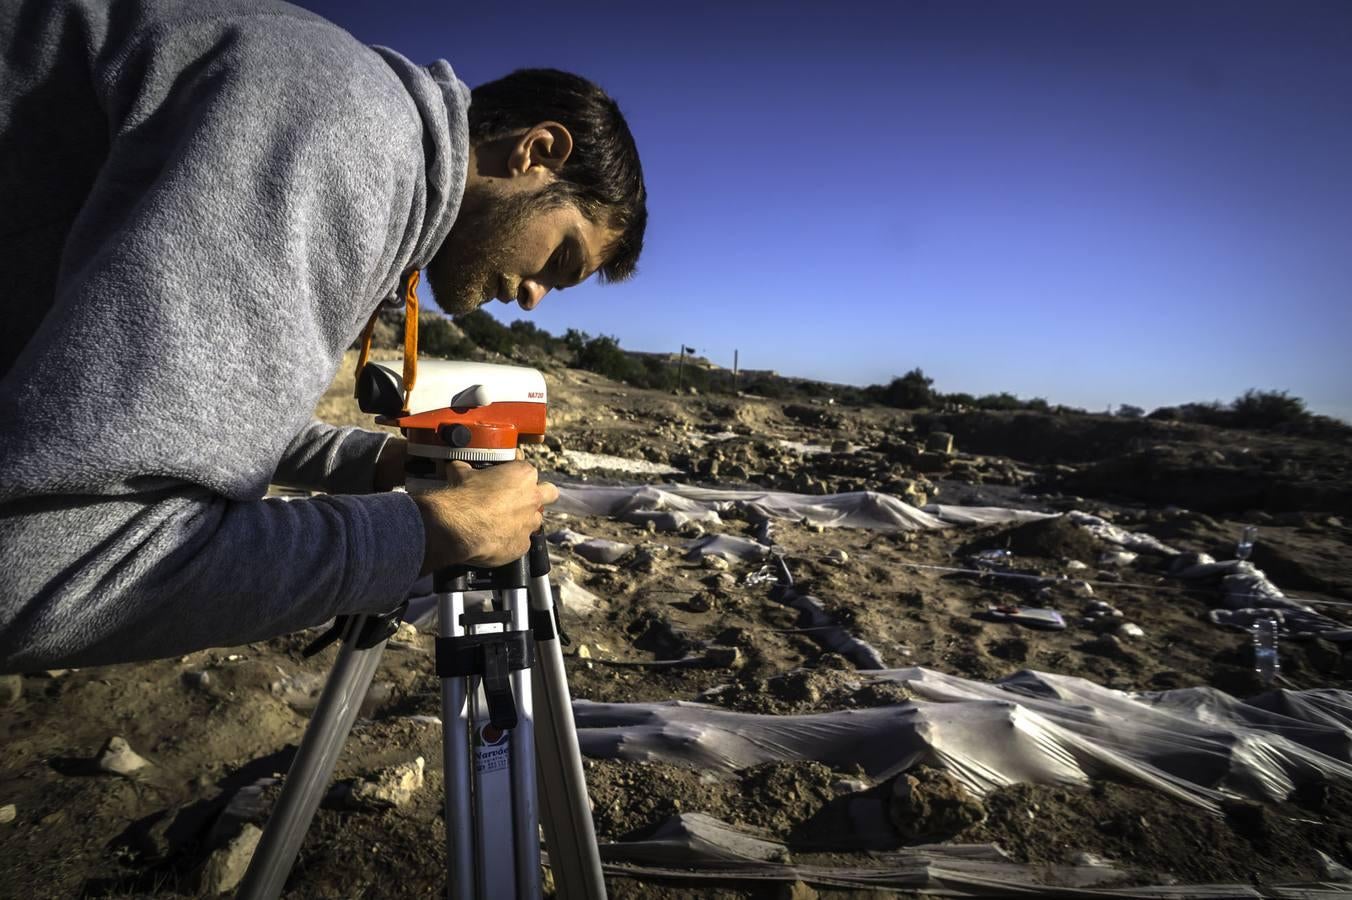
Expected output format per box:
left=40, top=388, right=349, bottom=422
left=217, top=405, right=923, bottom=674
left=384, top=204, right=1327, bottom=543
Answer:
left=3, top=352, right=1351, bottom=898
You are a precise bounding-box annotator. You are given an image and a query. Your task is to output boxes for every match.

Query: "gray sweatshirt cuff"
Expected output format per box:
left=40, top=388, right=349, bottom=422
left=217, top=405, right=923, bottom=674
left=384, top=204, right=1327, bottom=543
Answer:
left=336, top=490, right=425, bottom=614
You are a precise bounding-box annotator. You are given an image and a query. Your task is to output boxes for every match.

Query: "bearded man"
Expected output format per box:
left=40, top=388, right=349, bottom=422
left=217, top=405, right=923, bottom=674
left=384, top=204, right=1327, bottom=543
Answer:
left=0, top=0, right=646, bottom=670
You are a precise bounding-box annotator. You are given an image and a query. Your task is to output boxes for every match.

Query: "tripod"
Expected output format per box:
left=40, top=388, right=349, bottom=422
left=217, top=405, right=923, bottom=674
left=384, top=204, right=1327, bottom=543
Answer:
left=237, top=529, right=605, bottom=899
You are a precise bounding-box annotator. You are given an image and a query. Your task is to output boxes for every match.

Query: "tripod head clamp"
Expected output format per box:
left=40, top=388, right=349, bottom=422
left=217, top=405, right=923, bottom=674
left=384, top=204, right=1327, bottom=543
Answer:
left=357, top=359, right=548, bottom=463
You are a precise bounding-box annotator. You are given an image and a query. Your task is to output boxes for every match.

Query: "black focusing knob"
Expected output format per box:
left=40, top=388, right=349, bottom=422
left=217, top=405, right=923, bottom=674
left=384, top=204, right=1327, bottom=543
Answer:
left=439, top=423, right=473, bottom=447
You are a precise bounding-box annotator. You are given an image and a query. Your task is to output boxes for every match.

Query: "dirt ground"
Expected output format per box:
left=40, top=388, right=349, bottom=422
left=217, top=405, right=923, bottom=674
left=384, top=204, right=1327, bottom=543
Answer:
left=3, top=353, right=1351, bottom=898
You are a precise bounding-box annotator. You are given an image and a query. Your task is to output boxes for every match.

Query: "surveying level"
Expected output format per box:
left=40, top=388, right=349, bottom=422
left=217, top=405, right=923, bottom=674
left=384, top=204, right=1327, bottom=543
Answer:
left=240, top=360, right=606, bottom=900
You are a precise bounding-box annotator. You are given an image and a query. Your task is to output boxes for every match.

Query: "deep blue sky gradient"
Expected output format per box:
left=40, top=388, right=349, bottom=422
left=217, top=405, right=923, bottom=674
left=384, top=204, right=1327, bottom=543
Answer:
left=295, top=0, right=1352, bottom=420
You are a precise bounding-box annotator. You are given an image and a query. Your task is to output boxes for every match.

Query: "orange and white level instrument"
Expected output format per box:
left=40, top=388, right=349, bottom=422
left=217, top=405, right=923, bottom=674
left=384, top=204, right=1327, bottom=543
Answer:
left=356, top=359, right=548, bottom=463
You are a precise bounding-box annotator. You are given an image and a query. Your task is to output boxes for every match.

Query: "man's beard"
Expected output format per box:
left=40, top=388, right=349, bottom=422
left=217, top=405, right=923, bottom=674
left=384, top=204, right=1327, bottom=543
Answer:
left=427, top=188, right=538, bottom=316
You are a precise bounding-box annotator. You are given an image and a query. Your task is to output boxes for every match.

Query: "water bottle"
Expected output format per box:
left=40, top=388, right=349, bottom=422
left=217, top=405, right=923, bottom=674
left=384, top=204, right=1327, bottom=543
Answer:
left=1235, top=525, right=1258, bottom=561
left=1251, top=618, right=1280, bottom=686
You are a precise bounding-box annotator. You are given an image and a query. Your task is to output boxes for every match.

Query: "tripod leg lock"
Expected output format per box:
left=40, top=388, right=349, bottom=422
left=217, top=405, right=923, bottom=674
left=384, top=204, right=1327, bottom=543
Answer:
left=435, top=622, right=534, bottom=731
left=300, top=601, right=409, bottom=658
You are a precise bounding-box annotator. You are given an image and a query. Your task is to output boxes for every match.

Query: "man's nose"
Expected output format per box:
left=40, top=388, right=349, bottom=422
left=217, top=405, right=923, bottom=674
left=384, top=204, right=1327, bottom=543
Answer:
left=519, top=280, right=548, bottom=311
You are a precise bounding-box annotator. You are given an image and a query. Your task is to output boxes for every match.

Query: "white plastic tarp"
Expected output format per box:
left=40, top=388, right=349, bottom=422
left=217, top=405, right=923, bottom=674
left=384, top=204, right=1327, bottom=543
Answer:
left=576, top=667, right=1352, bottom=812
left=553, top=483, right=947, bottom=532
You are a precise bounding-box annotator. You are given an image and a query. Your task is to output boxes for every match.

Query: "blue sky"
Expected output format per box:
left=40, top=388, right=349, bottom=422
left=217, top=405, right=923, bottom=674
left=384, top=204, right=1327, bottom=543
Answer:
left=297, top=0, right=1352, bottom=421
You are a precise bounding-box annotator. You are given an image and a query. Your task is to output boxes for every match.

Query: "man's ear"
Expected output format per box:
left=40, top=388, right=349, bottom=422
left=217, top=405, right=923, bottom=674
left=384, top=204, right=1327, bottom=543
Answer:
left=507, top=122, right=574, bottom=177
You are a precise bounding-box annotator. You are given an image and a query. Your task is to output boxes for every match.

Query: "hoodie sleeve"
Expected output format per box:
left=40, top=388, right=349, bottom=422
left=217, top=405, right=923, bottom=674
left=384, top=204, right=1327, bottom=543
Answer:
left=273, top=422, right=393, bottom=496
left=0, top=10, right=435, bottom=671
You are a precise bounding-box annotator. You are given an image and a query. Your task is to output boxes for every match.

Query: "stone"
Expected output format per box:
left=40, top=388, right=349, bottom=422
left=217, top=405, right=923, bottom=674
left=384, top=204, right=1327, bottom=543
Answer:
left=270, top=670, right=327, bottom=714
left=337, top=757, right=426, bottom=810
left=769, top=671, right=821, bottom=704
left=913, top=450, right=952, bottom=473
left=1082, top=634, right=1126, bottom=657
left=0, top=674, right=21, bottom=706
left=96, top=736, right=152, bottom=776
left=677, top=521, right=706, bottom=539
left=208, top=776, right=279, bottom=846
left=703, top=572, right=737, bottom=592
left=626, top=548, right=659, bottom=573
left=702, top=646, right=743, bottom=669
left=701, top=554, right=730, bottom=571
left=777, top=880, right=820, bottom=900
left=888, top=766, right=985, bottom=841
left=0, top=804, right=15, bottom=824
left=198, top=823, right=262, bottom=895
left=824, top=549, right=849, bottom=565
left=900, top=482, right=928, bottom=508
left=925, top=432, right=955, bottom=455
left=1116, top=622, right=1145, bottom=639
left=181, top=670, right=212, bottom=691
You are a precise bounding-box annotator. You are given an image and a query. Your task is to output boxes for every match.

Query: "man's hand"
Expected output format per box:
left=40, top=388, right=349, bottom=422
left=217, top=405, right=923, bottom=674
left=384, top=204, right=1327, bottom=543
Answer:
left=412, top=460, right=559, bottom=573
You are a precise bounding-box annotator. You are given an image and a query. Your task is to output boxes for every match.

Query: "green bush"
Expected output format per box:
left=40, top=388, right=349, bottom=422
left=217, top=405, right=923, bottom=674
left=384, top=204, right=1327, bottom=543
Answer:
left=574, top=334, right=644, bottom=383
left=870, top=368, right=935, bottom=409
left=1230, top=389, right=1308, bottom=429
left=418, top=313, right=476, bottom=359
left=454, top=310, right=516, bottom=356
left=975, top=392, right=1022, bottom=411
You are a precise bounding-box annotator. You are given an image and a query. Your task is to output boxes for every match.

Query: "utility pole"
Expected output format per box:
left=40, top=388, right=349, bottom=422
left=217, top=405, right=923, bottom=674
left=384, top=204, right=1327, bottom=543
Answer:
left=732, top=349, right=739, bottom=394
left=676, top=344, right=696, bottom=392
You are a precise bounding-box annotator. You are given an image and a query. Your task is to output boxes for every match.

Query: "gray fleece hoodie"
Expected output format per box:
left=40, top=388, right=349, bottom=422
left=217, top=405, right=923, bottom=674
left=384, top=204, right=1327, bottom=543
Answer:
left=0, top=0, right=470, bottom=671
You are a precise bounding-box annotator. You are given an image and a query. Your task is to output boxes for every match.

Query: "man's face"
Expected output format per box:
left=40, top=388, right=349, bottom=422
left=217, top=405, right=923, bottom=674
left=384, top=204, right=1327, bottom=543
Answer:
left=427, top=183, right=617, bottom=316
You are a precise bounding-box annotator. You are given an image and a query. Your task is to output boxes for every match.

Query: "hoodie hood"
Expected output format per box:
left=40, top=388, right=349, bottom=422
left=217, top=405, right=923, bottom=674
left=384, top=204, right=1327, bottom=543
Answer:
left=372, top=48, right=471, bottom=289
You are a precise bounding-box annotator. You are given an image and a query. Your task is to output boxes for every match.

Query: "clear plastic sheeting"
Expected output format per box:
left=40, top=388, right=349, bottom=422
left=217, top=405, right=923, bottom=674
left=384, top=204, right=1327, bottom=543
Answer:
left=684, top=534, right=770, bottom=563
left=1170, top=555, right=1352, bottom=641
left=552, top=483, right=947, bottom=532
left=922, top=504, right=1057, bottom=526
left=594, top=816, right=1351, bottom=897
left=1067, top=511, right=1180, bottom=556
left=546, top=529, right=635, bottom=565
left=575, top=667, right=1352, bottom=811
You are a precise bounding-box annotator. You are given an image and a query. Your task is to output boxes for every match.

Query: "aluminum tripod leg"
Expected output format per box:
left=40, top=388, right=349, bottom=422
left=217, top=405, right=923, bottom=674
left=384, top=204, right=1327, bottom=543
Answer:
left=238, top=615, right=386, bottom=900
left=437, top=576, right=474, bottom=900
left=505, top=584, right=541, bottom=896
left=443, top=560, right=542, bottom=899
left=527, top=536, right=607, bottom=899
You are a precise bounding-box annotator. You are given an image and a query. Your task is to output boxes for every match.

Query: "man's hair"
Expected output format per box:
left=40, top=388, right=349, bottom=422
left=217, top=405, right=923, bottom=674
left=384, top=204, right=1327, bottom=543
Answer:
left=469, top=69, right=646, bottom=282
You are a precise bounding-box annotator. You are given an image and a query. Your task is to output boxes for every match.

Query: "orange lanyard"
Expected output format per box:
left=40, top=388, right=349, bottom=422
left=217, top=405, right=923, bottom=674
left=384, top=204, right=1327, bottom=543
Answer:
left=354, top=269, right=420, bottom=414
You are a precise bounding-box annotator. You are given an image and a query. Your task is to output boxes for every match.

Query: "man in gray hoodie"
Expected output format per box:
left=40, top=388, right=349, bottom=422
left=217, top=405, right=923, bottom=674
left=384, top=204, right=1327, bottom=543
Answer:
left=0, top=0, right=648, bottom=671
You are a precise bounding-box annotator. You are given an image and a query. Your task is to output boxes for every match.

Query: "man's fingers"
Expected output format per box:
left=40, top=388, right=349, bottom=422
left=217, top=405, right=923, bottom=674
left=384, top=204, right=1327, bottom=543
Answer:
left=538, top=481, right=560, bottom=506
left=444, top=459, right=473, bottom=486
